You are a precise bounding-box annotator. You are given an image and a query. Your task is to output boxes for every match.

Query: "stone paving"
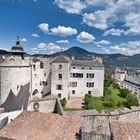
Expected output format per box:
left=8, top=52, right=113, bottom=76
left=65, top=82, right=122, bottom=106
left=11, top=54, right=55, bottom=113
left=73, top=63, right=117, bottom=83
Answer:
left=66, top=97, right=84, bottom=109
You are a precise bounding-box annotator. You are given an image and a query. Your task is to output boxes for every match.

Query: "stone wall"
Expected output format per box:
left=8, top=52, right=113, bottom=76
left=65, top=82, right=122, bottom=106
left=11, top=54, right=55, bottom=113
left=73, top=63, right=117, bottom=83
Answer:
left=64, top=107, right=140, bottom=140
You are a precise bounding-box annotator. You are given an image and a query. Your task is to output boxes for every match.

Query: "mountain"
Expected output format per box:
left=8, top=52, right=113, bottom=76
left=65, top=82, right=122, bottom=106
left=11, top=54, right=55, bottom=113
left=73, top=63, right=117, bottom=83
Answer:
left=0, top=47, right=139, bottom=67
left=50, top=46, right=140, bottom=67
left=0, top=49, right=8, bottom=54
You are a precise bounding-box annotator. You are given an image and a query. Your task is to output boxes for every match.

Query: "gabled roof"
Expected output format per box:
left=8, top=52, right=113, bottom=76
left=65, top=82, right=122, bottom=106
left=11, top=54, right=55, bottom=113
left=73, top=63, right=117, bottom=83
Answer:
left=71, top=60, right=103, bottom=67
left=0, top=83, right=30, bottom=112
left=51, top=55, right=70, bottom=63
left=0, top=111, right=82, bottom=140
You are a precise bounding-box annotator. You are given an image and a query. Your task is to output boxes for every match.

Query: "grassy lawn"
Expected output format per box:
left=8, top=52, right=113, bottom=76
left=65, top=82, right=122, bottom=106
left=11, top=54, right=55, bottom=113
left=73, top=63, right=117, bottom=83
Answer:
left=85, top=85, right=127, bottom=111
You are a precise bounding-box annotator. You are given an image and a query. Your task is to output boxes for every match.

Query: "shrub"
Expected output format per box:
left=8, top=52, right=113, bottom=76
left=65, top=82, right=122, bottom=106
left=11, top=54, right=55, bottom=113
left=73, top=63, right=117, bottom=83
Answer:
left=104, top=95, right=117, bottom=107
left=120, top=88, right=130, bottom=98
left=126, top=93, right=139, bottom=108
left=104, top=87, right=112, bottom=96
left=60, top=98, right=67, bottom=108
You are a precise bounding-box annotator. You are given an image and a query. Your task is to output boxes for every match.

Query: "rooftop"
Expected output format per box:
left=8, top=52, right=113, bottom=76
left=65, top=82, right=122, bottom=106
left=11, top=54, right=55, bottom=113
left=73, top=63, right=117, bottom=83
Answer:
left=51, top=55, right=70, bottom=63
left=0, top=111, right=82, bottom=140
left=111, top=120, right=140, bottom=140
left=71, top=59, right=103, bottom=67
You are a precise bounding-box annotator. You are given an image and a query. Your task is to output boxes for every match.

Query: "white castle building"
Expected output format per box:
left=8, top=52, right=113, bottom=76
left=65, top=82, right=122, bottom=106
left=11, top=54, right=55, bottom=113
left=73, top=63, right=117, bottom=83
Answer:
left=0, top=37, right=104, bottom=104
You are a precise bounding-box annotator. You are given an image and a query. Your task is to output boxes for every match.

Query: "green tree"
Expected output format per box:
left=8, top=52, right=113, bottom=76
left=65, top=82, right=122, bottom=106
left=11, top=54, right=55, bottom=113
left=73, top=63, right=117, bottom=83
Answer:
left=126, top=93, right=139, bottom=108
left=120, top=88, right=130, bottom=97
left=104, top=95, right=117, bottom=107
left=104, top=87, right=112, bottom=96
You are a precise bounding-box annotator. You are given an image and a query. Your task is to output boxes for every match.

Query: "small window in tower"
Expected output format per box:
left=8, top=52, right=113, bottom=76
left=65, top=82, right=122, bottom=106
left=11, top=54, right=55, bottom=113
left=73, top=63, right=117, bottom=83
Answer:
left=58, top=74, right=62, bottom=79
left=40, top=61, right=44, bottom=69
left=33, top=65, right=36, bottom=70
left=56, top=85, right=63, bottom=90
left=72, top=90, right=75, bottom=94
left=58, top=93, right=61, bottom=98
left=44, top=73, right=46, bottom=76
left=59, top=65, right=62, bottom=69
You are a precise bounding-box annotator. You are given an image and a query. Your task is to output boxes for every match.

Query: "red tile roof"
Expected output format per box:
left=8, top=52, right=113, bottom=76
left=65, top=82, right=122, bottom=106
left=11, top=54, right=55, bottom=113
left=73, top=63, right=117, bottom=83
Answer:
left=111, top=120, right=140, bottom=140
left=0, top=111, right=82, bottom=140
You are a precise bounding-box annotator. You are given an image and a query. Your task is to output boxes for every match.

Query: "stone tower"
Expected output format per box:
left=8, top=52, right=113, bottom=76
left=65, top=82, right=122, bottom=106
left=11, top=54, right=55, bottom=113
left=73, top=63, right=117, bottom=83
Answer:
left=0, top=37, right=31, bottom=104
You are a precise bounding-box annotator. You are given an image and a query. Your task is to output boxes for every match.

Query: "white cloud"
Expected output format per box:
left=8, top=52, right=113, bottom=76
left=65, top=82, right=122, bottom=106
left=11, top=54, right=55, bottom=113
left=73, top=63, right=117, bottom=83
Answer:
left=96, top=40, right=111, bottom=45
left=38, top=23, right=49, bottom=33
left=20, top=38, right=27, bottom=42
left=50, top=26, right=77, bottom=37
left=77, top=31, right=95, bottom=43
left=32, top=33, right=40, bottom=38
left=56, top=40, right=69, bottom=44
left=83, top=11, right=112, bottom=30
left=55, top=0, right=86, bottom=14
left=103, top=28, right=125, bottom=36
left=32, top=42, right=66, bottom=54
left=102, top=40, right=140, bottom=55
left=85, top=0, right=114, bottom=7
left=55, top=0, right=140, bottom=35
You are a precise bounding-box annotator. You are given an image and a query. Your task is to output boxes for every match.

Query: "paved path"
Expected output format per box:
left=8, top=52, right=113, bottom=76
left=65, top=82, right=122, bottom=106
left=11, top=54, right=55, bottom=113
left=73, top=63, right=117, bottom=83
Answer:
left=66, top=97, right=84, bottom=109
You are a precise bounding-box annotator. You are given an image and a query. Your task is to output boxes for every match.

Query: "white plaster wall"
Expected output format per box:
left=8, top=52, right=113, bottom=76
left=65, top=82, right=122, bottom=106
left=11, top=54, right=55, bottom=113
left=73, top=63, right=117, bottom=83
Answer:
left=31, top=57, right=52, bottom=98
left=51, top=63, right=70, bottom=99
left=70, top=66, right=104, bottom=97
left=0, top=56, right=31, bottom=104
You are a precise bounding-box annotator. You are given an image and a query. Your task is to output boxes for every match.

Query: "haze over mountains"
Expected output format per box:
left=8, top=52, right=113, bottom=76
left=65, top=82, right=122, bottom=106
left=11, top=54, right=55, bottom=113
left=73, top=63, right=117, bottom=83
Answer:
left=0, top=47, right=140, bottom=67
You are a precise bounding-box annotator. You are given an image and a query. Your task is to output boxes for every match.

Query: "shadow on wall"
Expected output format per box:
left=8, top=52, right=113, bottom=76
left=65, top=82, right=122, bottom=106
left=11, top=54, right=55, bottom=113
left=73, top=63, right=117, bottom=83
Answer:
left=0, top=83, right=31, bottom=112
left=42, top=70, right=51, bottom=97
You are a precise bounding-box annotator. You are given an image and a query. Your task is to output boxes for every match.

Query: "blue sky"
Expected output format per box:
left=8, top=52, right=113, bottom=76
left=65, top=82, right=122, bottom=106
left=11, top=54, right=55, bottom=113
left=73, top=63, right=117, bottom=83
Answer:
left=0, top=0, right=140, bottom=55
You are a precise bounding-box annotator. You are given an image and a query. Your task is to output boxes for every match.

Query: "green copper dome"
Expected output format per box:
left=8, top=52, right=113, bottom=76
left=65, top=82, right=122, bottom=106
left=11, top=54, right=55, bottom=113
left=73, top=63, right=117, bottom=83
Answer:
left=10, top=36, right=25, bottom=54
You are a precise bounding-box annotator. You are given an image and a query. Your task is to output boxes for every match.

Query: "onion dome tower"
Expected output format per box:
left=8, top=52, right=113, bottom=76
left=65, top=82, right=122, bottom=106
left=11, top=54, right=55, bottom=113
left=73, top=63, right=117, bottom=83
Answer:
left=10, top=36, right=25, bottom=56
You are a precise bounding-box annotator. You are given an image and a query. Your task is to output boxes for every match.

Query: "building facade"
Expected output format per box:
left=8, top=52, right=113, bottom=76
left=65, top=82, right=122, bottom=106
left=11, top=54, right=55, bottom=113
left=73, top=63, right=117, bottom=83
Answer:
left=0, top=38, right=104, bottom=104
left=121, top=72, right=140, bottom=98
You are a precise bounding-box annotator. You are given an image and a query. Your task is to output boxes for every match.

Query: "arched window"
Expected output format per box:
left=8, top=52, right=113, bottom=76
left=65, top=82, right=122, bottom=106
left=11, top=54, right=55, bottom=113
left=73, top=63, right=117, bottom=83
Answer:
left=32, top=89, right=39, bottom=95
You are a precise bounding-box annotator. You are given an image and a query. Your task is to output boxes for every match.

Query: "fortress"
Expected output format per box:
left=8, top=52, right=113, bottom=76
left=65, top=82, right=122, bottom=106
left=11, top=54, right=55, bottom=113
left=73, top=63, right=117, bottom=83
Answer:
left=0, top=38, right=140, bottom=140
left=0, top=37, right=104, bottom=104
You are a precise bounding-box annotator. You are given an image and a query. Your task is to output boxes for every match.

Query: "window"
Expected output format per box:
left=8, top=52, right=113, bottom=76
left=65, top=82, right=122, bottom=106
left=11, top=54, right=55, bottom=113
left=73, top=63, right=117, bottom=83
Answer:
left=89, top=67, right=92, bottom=70
left=44, top=73, right=46, bottom=76
left=87, top=73, right=94, bottom=78
left=40, top=81, right=47, bottom=86
left=72, top=90, right=75, bottom=94
left=59, top=65, right=62, bottom=69
left=56, top=85, right=63, bottom=90
left=88, top=91, right=91, bottom=95
left=72, top=73, right=83, bottom=78
left=58, top=93, right=61, bottom=98
left=40, top=61, right=44, bottom=69
left=70, top=82, right=77, bottom=87
left=33, top=64, right=36, bottom=70
left=17, top=85, right=19, bottom=90
left=73, top=67, right=75, bottom=69
left=82, top=67, right=84, bottom=69
left=87, top=82, right=94, bottom=88
left=58, top=74, right=62, bottom=79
